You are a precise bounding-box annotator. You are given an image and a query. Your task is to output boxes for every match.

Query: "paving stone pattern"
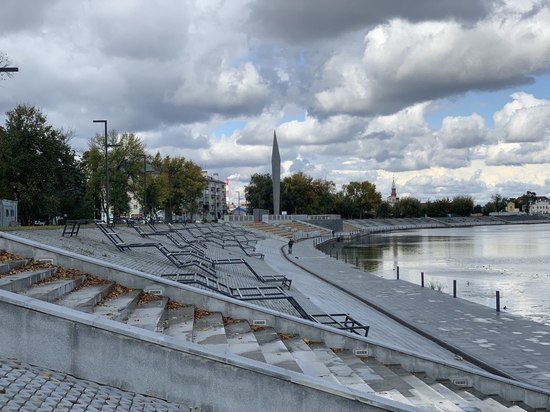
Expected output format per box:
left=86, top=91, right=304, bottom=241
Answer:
left=0, top=357, right=184, bottom=411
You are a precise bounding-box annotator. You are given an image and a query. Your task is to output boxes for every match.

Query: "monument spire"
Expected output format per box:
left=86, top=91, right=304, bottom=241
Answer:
left=272, top=130, right=281, bottom=216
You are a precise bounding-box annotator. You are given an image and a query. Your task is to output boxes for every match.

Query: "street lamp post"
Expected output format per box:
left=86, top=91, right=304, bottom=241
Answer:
left=137, top=154, right=149, bottom=220
left=93, top=119, right=116, bottom=226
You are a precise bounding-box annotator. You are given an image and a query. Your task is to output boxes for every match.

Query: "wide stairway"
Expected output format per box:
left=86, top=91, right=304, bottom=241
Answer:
left=0, top=251, right=534, bottom=411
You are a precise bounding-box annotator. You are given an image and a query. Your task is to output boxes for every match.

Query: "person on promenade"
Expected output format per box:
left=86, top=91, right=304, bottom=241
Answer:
left=288, top=238, right=294, bottom=254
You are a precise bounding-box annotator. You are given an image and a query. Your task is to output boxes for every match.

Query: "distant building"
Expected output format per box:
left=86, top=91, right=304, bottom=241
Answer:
left=126, top=171, right=228, bottom=222
left=530, top=199, right=550, bottom=215
left=200, top=172, right=227, bottom=221
left=0, top=199, right=18, bottom=227
left=387, top=178, right=399, bottom=206
left=506, top=202, right=519, bottom=213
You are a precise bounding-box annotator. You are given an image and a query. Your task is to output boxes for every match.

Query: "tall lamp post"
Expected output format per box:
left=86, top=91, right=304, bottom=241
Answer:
left=138, top=154, right=148, bottom=220
left=93, top=119, right=114, bottom=225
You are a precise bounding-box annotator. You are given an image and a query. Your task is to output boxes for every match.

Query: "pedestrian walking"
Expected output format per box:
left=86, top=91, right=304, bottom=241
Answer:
left=288, top=238, right=294, bottom=254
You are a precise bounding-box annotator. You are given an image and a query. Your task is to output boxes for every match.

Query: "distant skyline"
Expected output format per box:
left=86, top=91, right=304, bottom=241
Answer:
left=1, top=0, right=549, bottom=206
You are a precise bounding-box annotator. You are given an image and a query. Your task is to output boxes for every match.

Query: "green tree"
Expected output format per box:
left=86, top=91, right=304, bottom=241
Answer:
left=0, top=104, right=86, bottom=225
left=244, top=173, right=273, bottom=213
left=281, top=172, right=318, bottom=214
left=450, top=196, right=474, bottom=216
left=393, top=197, right=422, bottom=218
left=482, top=201, right=496, bottom=215
left=423, top=199, right=451, bottom=217
left=341, top=181, right=382, bottom=218
left=157, top=155, right=205, bottom=222
left=83, top=131, right=146, bottom=220
left=491, top=193, right=507, bottom=213
left=312, top=179, right=336, bottom=214
left=375, top=201, right=393, bottom=218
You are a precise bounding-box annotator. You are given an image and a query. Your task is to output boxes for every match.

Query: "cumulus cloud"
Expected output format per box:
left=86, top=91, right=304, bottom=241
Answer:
left=0, top=0, right=549, bottom=205
left=170, top=62, right=271, bottom=116
left=485, top=143, right=550, bottom=166
left=437, top=113, right=489, bottom=149
left=247, top=0, right=489, bottom=43
left=493, top=92, right=550, bottom=143
left=313, top=6, right=550, bottom=116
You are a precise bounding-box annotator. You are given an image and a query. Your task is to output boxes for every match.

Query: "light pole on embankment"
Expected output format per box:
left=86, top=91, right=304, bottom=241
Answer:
left=93, top=120, right=119, bottom=226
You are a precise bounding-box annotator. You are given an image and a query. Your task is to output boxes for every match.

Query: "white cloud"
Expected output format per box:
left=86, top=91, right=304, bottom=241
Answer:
left=1, top=0, right=549, bottom=206
left=493, top=92, right=550, bottom=143
left=438, top=113, right=489, bottom=149
left=312, top=6, right=550, bottom=116
left=170, top=62, right=271, bottom=116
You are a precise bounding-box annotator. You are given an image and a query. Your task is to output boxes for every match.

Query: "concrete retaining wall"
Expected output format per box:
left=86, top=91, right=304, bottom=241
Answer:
left=0, top=292, right=405, bottom=412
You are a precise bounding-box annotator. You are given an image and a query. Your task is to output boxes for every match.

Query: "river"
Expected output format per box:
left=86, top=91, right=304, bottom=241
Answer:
left=325, top=223, right=550, bottom=326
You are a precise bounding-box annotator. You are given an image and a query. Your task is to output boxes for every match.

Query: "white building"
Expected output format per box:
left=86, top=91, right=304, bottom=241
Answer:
left=530, top=199, right=550, bottom=215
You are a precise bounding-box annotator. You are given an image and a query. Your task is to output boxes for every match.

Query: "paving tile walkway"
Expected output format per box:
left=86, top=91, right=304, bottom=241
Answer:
left=0, top=357, right=185, bottom=411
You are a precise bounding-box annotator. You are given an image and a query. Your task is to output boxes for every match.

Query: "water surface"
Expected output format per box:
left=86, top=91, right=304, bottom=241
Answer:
left=326, top=224, right=550, bottom=325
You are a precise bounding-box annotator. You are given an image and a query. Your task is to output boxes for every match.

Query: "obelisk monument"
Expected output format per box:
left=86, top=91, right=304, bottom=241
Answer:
left=271, top=130, right=281, bottom=216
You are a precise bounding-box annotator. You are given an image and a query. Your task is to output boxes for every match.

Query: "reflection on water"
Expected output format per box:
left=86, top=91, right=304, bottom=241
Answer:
left=324, top=224, right=550, bottom=325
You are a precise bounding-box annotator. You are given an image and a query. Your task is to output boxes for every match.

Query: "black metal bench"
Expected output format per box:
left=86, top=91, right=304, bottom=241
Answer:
left=62, top=219, right=92, bottom=237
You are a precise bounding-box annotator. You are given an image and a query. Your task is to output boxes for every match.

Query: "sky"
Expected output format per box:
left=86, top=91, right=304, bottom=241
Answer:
left=1, top=0, right=549, bottom=207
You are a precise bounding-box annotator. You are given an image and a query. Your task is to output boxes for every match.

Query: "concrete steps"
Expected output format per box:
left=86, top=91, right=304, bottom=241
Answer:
left=192, top=312, right=228, bottom=350
left=163, top=304, right=195, bottom=342
left=57, top=282, right=114, bottom=313
left=0, top=257, right=531, bottom=411
left=93, top=289, right=141, bottom=321
left=0, top=267, right=57, bottom=292
left=126, top=296, right=169, bottom=332
left=252, top=327, right=303, bottom=373
left=224, top=319, right=265, bottom=362
left=23, top=276, right=85, bottom=302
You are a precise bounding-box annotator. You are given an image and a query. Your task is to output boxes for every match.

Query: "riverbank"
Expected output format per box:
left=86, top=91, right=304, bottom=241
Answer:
left=284, top=236, right=550, bottom=391
left=343, top=214, right=550, bottom=236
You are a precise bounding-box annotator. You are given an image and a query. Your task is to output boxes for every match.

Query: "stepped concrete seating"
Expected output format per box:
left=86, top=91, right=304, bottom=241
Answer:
left=129, top=224, right=286, bottom=287
left=162, top=272, right=306, bottom=320
left=102, top=224, right=292, bottom=293
left=132, top=224, right=207, bottom=255
left=95, top=220, right=217, bottom=277
left=169, top=223, right=265, bottom=259
left=277, top=221, right=332, bottom=237
left=149, top=222, right=210, bottom=249
left=245, top=221, right=295, bottom=238
left=0, top=253, right=539, bottom=411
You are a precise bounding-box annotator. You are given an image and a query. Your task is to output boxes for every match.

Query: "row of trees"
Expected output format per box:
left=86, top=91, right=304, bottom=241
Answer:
left=244, top=173, right=382, bottom=218
left=83, top=131, right=205, bottom=223
left=244, top=172, right=481, bottom=218
left=0, top=104, right=206, bottom=225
